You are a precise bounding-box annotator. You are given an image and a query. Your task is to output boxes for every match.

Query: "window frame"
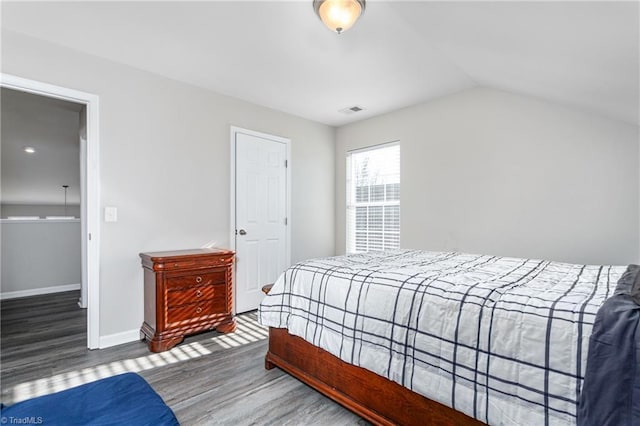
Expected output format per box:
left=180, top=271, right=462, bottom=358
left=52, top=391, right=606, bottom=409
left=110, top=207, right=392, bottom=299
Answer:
left=346, top=141, right=400, bottom=254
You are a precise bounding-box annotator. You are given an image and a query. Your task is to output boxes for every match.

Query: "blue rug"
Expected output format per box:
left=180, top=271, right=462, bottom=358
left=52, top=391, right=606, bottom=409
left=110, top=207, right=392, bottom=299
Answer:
left=1, top=372, right=179, bottom=425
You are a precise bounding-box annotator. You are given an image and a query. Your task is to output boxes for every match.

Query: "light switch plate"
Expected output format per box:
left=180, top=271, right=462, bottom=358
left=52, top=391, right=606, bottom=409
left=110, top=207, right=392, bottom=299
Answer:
left=105, top=206, right=118, bottom=222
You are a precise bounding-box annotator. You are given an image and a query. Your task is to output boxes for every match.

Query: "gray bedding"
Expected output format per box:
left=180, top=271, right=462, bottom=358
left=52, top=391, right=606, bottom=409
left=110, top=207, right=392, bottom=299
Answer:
left=578, top=264, right=640, bottom=425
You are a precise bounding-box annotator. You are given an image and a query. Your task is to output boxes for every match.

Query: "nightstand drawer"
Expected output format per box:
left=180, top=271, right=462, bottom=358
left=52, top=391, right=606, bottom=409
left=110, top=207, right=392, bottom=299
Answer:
left=153, top=256, right=233, bottom=271
left=167, top=283, right=225, bottom=308
left=166, top=271, right=225, bottom=289
left=167, top=297, right=226, bottom=325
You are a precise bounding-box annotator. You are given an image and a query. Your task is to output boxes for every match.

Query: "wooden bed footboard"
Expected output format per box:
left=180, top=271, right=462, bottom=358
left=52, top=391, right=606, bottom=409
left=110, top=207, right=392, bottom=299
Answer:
left=265, top=327, right=482, bottom=426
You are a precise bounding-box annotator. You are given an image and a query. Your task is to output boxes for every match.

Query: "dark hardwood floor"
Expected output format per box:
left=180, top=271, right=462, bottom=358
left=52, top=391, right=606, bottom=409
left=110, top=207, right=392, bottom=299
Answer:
left=1, top=291, right=367, bottom=425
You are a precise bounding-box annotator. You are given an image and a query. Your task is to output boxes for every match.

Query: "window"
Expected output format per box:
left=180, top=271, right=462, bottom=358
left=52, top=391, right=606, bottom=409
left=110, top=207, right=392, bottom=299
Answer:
left=346, top=142, right=400, bottom=253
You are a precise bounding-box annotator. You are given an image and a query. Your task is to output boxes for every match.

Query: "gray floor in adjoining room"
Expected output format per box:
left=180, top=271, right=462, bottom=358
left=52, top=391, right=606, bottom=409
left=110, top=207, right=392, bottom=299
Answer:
left=1, top=291, right=367, bottom=425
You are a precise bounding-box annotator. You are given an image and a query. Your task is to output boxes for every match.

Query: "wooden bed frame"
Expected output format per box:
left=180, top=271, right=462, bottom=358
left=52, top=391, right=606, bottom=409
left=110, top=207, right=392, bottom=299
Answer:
left=265, top=327, right=482, bottom=425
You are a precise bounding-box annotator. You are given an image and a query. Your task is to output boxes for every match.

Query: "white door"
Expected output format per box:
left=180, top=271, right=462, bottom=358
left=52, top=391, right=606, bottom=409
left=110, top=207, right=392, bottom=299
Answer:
left=79, top=107, right=88, bottom=309
left=235, top=131, right=288, bottom=313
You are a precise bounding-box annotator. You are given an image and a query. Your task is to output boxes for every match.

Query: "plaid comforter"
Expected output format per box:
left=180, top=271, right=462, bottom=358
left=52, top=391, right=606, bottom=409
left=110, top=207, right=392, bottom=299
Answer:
left=259, top=250, right=626, bottom=425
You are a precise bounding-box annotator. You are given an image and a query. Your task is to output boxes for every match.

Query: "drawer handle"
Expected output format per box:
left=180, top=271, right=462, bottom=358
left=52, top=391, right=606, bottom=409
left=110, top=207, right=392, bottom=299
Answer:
left=195, top=307, right=203, bottom=314
left=174, top=263, right=179, bottom=268
left=195, top=276, right=202, bottom=283
left=195, top=290, right=203, bottom=297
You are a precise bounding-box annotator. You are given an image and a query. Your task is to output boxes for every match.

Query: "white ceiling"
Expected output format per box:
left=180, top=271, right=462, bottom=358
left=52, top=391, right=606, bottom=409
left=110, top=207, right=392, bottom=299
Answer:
left=1, top=88, right=82, bottom=205
left=1, top=1, right=638, bottom=127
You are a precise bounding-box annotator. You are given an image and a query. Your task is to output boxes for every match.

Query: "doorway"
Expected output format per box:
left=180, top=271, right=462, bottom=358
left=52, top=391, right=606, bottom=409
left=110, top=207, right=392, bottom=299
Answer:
left=0, top=74, right=100, bottom=349
left=230, top=127, right=291, bottom=313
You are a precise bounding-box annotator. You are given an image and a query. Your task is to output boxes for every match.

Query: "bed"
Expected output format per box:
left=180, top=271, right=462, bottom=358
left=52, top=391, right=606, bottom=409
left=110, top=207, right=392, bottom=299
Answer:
left=259, top=250, right=640, bottom=425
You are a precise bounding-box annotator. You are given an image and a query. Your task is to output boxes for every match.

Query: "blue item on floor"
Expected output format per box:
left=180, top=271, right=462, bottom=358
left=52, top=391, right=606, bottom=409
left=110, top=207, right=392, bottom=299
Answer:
left=0, top=372, right=179, bottom=425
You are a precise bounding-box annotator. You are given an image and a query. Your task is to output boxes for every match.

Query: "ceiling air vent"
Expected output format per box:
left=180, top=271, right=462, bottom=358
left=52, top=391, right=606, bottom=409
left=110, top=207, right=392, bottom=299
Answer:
left=339, top=105, right=365, bottom=115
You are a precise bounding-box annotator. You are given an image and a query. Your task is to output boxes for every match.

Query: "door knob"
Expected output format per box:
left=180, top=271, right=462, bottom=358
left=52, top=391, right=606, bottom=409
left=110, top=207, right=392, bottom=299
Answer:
left=238, top=229, right=247, bottom=235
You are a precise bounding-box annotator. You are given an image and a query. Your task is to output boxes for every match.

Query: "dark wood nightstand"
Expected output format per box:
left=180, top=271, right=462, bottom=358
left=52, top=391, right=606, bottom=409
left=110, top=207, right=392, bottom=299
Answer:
left=262, top=283, right=274, bottom=294
left=140, top=248, right=236, bottom=352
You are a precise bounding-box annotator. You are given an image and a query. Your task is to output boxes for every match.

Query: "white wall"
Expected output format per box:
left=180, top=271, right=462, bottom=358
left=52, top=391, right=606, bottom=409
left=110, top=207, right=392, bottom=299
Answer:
left=1, top=220, right=81, bottom=296
left=336, top=88, right=639, bottom=265
left=1, top=31, right=335, bottom=340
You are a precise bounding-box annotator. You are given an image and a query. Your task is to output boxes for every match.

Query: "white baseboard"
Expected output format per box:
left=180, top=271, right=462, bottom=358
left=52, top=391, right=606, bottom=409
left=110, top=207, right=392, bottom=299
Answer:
left=99, top=329, right=140, bottom=349
left=0, top=283, right=81, bottom=300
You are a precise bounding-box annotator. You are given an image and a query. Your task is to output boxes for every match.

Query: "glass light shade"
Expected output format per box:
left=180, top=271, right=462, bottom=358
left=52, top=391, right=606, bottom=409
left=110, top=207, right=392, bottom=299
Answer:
left=313, top=0, right=365, bottom=34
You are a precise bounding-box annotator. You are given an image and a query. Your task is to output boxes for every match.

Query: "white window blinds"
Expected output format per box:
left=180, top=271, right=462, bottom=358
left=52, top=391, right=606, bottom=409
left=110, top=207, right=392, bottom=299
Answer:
left=346, top=142, right=400, bottom=254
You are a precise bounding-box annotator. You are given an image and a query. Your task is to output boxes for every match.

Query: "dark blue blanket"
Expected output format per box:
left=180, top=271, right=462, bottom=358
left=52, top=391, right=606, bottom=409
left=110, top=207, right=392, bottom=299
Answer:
left=1, top=372, right=179, bottom=425
left=578, top=264, right=640, bottom=425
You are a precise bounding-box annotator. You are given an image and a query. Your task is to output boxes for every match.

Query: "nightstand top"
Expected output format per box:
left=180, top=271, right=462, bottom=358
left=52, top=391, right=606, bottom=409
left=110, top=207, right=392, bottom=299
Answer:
left=140, top=248, right=234, bottom=261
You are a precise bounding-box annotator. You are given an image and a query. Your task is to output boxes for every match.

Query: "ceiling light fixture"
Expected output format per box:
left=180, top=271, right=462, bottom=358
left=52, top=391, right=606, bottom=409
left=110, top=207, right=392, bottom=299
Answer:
left=62, top=185, right=69, bottom=216
left=313, top=0, right=366, bottom=34
left=23, top=146, right=36, bottom=154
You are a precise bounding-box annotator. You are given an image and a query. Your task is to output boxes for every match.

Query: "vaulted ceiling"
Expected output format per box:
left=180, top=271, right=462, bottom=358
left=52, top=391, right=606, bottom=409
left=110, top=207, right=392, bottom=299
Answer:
left=2, top=1, right=638, bottom=127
